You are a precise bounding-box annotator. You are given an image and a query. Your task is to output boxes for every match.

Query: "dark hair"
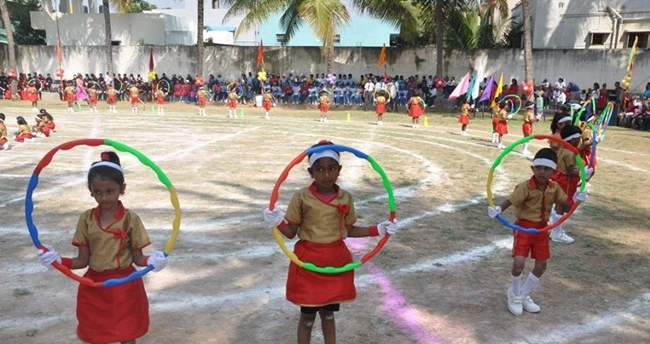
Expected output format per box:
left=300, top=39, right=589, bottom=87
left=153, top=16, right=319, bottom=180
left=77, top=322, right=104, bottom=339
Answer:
left=560, top=125, right=582, bottom=140
left=533, top=148, right=557, bottom=163
left=0, top=113, right=4, bottom=121
left=88, top=151, right=124, bottom=188
left=16, top=116, right=28, bottom=125
left=550, top=113, right=570, bottom=133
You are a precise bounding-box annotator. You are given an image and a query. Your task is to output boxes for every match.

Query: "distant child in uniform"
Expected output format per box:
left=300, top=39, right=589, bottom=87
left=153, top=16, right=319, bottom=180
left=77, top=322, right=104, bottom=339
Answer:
left=489, top=148, right=587, bottom=316
left=129, top=85, right=140, bottom=114
left=549, top=125, right=592, bottom=244
left=263, top=140, right=399, bottom=344
left=459, top=99, right=471, bottom=136
left=32, top=114, right=50, bottom=138
left=549, top=112, right=572, bottom=152
left=15, top=116, right=33, bottom=142
left=107, top=84, right=118, bottom=113
left=578, top=116, right=597, bottom=172
left=28, top=83, right=39, bottom=112
left=374, top=90, right=389, bottom=125
left=495, top=101, right=510, bottom=149
left=262, top=90, right=274, bottom=120
left=407, top=90, right=425, bottom=128
left=88, top=85, right=99, bottom=113
left=65, top=82, right=76, bottom=112
left=197, top=87, right=208, bottom=117
left=0, top=113, right=10, bottom=150
left=40, top=109, right=55, bottom=133
left=521, top=101, right=541, bottom=156
left=156, top=88, right=166, bottom=115
left=228, top=89, right=238, bottom=119
left=37, top=151, right=170, bottom=344
left=318, top=91, right=333, bottom=123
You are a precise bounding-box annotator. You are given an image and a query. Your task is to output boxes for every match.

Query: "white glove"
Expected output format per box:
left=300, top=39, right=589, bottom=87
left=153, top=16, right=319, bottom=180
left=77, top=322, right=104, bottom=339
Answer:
left=550, top=210, right=563, bottom=223
left=535, top=114, right=542, bottom=121
left=507, top=114, right=514, bottom=119
left=263, top=207, right=286, bottom=228
left=584, top=167, right=594, bottom=179
left=37, top=244, right=61, bottom=270
left=595, top=135, right=603, bottom=143
left=147, top=250, right=169, bottom=272
left=573, top=190, right=588, bottom=203
left=377, top=220, right=398, bottom=236
left=488, top=206, right=502, bottom=219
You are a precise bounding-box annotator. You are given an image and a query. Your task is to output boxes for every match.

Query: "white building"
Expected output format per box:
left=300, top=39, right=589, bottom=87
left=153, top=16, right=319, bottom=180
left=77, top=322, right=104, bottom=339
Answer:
left=512, top=0, right=650, bottom=49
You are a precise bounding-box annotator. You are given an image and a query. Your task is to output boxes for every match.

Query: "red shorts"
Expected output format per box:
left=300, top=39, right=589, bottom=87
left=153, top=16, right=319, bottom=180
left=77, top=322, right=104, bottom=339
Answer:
left=107, top=95, right=116, bottom=105
left=198, top=98, right=206, bottom=107
left=286, top=240, right=356, bottom=306
left=492, top=119, right=498, bottom=131
left=130, top=96, right=139, bottom=105
left=553, top=172, right=578, bottom=208
left=16, top=133, right=33, bottom=142
left=320, top=103, right=329, bottom=113
left=89, top=95, right=97, bottom=105
left=263, top=100, right=272, bottom=111
left=522, top=122, right=533, bottom=136
left=66, top=94, right=75, bottom=104
left=29, top=93, right=38, bottom=102
left=495, top=120, right=508, bottom=135
left=157, top=97, right=164, bottom=105
left=46, top=122, right=56, bottom=130
left=42, top=127, right=51, bottom=137
left=229, top=99, right=237, bottom=109
left=459, top=114, right=469, bottom=125
left=512, top=219, right=550, bottom=260
left=376, top=103, right=386, bottom=115
left=77, top=267, right=149, bottom=343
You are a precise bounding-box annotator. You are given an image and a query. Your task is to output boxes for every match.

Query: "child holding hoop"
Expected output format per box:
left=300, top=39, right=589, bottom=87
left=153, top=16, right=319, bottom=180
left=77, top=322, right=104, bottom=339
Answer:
left=107, top=84, right=118, bottom=113
left=495, top=101, right=511, bottom=149
left=262, top=90, right=274, bottom=120
left=37, top=151, right=170, bottom=344
left=318, top=91, right=333, bottom=122
left=407, top=90, right=425, bottom=128
left=129, top=85, right=140, bottom=114
left=521, top=101, right=541, bottom=157
left=197, top=87, right=208, bottom=117
left=228, top=88, right=238, bottom=119
left=28, top=82, right=39, bottom=112
left=88, top=85, right=99, bottom=113
left=549, top=125, right=592, bottom=244
left=263, top=140, right=399, bottom=344
left=374, top=89, right=389, bottom=125
left=489, top=148, right=587, bottom=316
left=156, top=88, right=166, bottom=115
left=64, top=82, right=76, bottom=112
left=459, top=99, right=471, bottom=136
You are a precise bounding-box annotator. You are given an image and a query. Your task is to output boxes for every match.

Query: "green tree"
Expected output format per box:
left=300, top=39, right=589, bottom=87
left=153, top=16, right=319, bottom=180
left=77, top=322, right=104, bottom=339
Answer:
left=128, top=0, right=157, bottom=13
left=521, top=0, right=533, bottom=96
left=224, top=0, right=420, bottom=73
left=197, top=0, right=204, bottom=76
left=0, top=0, right=16, bottom=71
left=102, top=0, right=130, bottom=77
left=1, top=0, right=45, bottom=45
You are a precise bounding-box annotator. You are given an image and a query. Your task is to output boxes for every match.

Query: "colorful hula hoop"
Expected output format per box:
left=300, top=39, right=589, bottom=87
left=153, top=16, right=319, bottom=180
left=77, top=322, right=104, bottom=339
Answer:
left=269, top=144, right=396, bottom=274
left=114, top=80, right=125, bottom=93
left=584, top=122, right=598, bottom=169
left=487, top=134, right=586, bottom=234
left=227, top=82, right=244, bottom=99
left=500, top=95, right=522, bottom=114
left=28, top=78, right=43, bottom=88
left=25, top=139, right=181, bottom=288
left=156, top=79, right=171, bottom=93
left=596, top=102, right=614, bottom=136
left=91, top=81, right=103, bottom=93
left=373, top=87, right=391, bottom=101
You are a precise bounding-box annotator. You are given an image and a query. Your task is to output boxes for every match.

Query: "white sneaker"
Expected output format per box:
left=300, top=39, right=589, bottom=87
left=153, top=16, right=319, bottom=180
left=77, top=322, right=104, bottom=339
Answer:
left=324, top=118, right=328, bottom=123
left=522, top=150, right=531, bottom=157
left=522, top=295, right=541, bottom=313
left=497, top=143, right=505, bottom=149
left=507, top=287, right=523, bottom=316
left=550, top=230, right=574, bottom=244
left=377, top=121, right=383, bottom=125
left=319, top=117, right=324, bottom=122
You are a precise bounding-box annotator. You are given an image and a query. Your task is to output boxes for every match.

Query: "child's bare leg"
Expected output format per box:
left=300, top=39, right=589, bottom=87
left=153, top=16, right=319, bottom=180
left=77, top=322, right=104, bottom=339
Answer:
left=531, top=259, right=547, bottom=278
left=298, top=312, right=317, bottom=344
left=319, top=309, right=336, bottom=344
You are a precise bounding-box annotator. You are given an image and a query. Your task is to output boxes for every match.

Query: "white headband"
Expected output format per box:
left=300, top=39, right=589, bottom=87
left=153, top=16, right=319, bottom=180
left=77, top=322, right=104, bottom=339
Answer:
left=563, top=133, right=581, bottom=141
left=308, top=150, right=340, bottom=167
left=586, top=116, right=595, bottom=123
left=558, top=116, right=572, bottom=124
left=532, top=158, right=557, bottom=170
left=90, top=161, right=124, bottom=173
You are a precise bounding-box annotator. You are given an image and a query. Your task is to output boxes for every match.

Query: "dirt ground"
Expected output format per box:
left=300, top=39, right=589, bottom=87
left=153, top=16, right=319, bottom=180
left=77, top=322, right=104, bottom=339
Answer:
left=1, top=100, right=649, bottom=344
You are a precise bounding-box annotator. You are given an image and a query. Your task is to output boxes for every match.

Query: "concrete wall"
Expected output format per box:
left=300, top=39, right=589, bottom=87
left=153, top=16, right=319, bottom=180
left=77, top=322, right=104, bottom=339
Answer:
left=6, top=45, right=650, bottom=92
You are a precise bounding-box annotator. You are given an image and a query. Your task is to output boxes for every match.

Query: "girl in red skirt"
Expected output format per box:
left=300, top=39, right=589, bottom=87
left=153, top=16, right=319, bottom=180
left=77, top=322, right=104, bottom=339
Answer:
left=15, top=116, right=33, bottom=142
left=318, top=91, right=333, bottom=122
left=88, top=85, right=99, bottom=113
left=156, top=88, right=166, bottom=115
left=228, top=89, right=238, bottom=119
left=459, top=99, right=471, bottom=136
left=65, top=82, right=76, bottom=112
left=262, top=90, right=274, bottom=120
left=107, top=84, right=118, bottom=113
left=28, top=83, right=39, bottom=112
left=37, top=151, right=170, bottom=344
left=374, top=90, right=389, bottom=125
left=407, top=90, right=425, bottom=128
left=521, top=101, right=540, bottom=156
left=495, top=101, right=510, bottom=149
left=197, top=87, right=207, bottom=117
left=263, top=140, right=399, bottom=344
left=40, top=109, right=56, bottom=132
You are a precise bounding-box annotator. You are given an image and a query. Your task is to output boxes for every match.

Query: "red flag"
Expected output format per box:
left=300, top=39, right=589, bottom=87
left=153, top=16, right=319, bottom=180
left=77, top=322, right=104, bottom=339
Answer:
left=257, top=41, right=264, bottom=67
left=149, top=47, right=154, bottom=71
left=56, top=39, right=62, bottom=68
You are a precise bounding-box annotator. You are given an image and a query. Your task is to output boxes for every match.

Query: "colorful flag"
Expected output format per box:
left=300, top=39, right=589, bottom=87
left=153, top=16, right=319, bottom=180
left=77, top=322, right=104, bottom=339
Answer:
left=376, top=44, right=387, bottom=68
left=491, top=73, right=503, bottom=107
left=257, top=41, right=265, bottom=68
left=449, top=72, right=470, bottom=100
left=478, top=75, right=495, bottom=103
left=56, top=39, right=62, bottom=68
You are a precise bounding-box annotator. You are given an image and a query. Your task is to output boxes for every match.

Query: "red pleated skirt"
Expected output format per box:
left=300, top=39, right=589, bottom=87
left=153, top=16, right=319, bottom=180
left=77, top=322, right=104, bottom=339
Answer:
left=77, top=266, right=149, bottom=344
left=495, top=120, right=508, bottom=135
left=459, top=114, right=470, bottom=125
left=286, top=240, right=356, bottom=307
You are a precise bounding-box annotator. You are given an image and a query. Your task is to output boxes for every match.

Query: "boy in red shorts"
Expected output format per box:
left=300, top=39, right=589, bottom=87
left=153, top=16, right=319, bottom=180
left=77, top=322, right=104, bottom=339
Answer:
left=489, top=148, right=587, bottom=315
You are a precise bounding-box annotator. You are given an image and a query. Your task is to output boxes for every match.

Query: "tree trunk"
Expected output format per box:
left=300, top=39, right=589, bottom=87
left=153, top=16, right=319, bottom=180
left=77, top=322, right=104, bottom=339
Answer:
left=197, top=0, right=204, bottom=76
left=0, top=0, right=17, bottom=71
left=434, top=0, right=444, bottom=111
left=522, top=0, right=534, bottom=99
left=102, top=0, right=113, bottom=76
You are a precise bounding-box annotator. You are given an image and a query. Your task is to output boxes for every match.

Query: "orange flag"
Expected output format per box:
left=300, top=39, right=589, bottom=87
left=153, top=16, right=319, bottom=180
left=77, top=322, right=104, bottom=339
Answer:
left=376, top=44, right=387, bottom=68
left=56, top=39, right=62, bottom=68
left=257, top=41, right=264, bottom=68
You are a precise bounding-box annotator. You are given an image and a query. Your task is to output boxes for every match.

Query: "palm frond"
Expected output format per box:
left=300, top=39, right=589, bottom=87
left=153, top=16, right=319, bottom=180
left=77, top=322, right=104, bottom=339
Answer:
left=298, top=0, right=349, bottom=48
left=352, top=0, right=420, bottom=41
left=224, top=0, right=290, bottom=38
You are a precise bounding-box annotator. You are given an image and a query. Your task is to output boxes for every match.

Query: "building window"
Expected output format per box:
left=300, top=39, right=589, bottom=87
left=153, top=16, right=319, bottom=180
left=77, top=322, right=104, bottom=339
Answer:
left=333, top=34, right=341, bottom=44
left=590, top=33, right=608, bottom=46
left=276, top=34, right=287, bottom=45
left=627, top=32, right=649, bottom=49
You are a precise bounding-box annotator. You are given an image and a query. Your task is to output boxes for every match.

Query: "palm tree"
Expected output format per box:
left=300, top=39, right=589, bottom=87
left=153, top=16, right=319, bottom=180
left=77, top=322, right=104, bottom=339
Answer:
left=102, top=0, right=129, bottom=77
left=0, top=0, right=17, bottom=72
left=224, top=0, right=420, bottom=73
left=521, top=0, right=533, bottom=97
left=197, top=0, right=204, bottom=77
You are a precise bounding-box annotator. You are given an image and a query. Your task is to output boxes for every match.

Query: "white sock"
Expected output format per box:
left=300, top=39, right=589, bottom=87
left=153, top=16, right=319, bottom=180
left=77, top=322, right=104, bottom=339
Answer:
left=520, top=272, right=540, bottom=296
left=512, top=273, right=522, bottom=295
left=523, top=143, right=529, bottom=152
